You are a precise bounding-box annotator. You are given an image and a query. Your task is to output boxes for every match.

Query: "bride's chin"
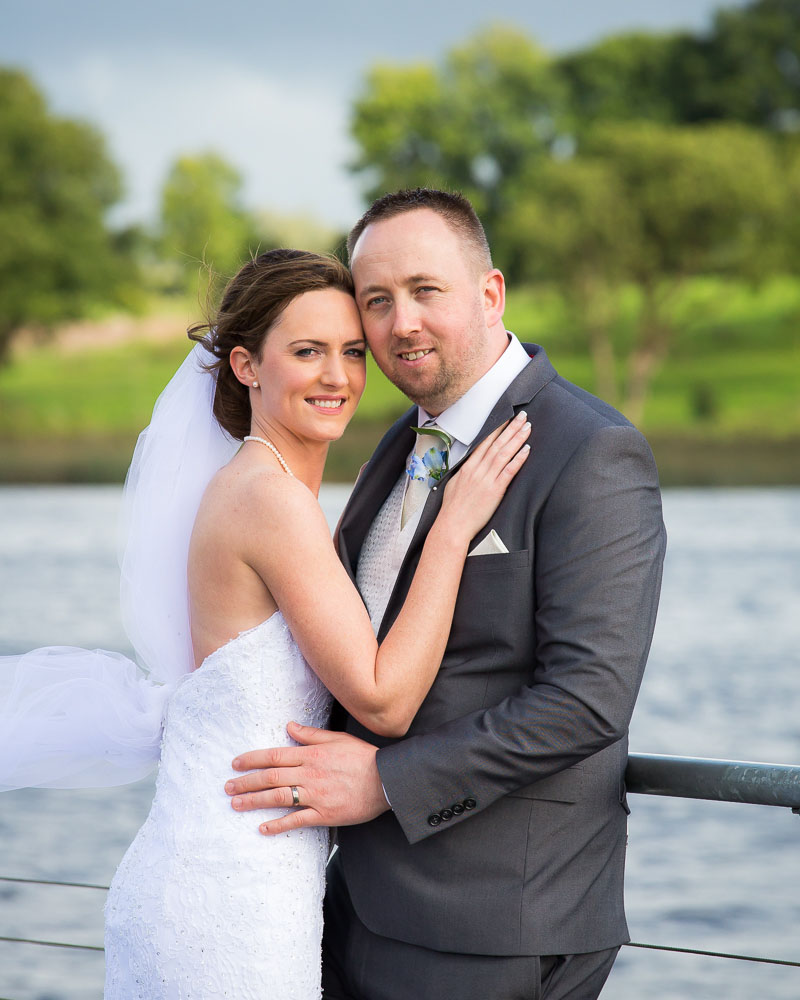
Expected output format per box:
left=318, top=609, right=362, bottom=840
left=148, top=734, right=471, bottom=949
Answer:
left=290, top=423, right=351, bottom=447
left=303, top=415, right=357, bottom=444
left=312, top=426, right=349, bottom=444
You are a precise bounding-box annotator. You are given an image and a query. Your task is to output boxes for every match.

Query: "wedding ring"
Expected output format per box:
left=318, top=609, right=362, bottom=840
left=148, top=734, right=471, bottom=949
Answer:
left=290, top=785, right=300, bottom=807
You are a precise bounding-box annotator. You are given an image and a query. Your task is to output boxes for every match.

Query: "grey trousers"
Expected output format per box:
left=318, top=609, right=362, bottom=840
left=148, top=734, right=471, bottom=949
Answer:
left=322, top=855, right=619, bottom=1000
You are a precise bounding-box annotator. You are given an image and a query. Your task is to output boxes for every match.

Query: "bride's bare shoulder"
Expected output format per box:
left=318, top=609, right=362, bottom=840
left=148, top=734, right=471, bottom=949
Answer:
left=200, top=457, right=324, bottom=534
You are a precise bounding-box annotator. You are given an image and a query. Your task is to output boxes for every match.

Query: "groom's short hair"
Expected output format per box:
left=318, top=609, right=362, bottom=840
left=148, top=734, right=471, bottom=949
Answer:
left=346, top=188, right=493, bottom=273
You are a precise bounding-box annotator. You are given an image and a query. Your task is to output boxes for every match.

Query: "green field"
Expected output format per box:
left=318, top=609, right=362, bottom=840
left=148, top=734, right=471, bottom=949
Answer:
left=1, top=278, right=798, bottom=484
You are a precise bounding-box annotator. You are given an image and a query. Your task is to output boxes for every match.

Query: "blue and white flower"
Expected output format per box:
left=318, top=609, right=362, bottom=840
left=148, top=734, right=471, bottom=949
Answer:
left=407, top=426, right=453, bottom=486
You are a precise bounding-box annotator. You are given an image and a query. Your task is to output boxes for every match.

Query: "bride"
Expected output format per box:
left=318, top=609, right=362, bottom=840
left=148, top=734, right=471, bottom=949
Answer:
left=0, top=249, right=530, bottom=998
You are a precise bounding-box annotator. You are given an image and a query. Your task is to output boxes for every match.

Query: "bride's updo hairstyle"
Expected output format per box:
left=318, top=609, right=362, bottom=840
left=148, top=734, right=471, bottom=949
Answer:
left=188, top=249, right=354, bottom=440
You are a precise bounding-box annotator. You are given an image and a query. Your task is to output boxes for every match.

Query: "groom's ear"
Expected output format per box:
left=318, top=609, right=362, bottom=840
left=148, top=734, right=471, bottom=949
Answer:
left=482, top=269, right=505, bottom=328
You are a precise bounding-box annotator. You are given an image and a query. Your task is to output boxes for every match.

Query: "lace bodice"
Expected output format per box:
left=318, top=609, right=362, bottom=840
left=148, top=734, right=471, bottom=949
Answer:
left=104, top=612, right=332, bottom=999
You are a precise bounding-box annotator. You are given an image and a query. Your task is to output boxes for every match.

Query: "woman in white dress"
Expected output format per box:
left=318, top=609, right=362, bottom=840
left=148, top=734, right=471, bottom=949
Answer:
left=0, top=249, right=530, bottom=999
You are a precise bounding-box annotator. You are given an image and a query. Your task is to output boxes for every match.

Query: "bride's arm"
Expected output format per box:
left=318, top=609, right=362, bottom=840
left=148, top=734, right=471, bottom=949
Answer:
left=243, top=415, right=530, bottom=737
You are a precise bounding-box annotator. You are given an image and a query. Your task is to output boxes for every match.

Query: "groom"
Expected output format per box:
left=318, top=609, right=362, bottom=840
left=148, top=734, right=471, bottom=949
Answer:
left=227, top=189, right=667, bottom=999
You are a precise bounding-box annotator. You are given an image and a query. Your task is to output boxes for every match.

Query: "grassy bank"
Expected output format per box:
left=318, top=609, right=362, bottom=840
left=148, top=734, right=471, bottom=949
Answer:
left=1, top=278, right=798, bottom=485
left=0, top=337, right=410, bottom=483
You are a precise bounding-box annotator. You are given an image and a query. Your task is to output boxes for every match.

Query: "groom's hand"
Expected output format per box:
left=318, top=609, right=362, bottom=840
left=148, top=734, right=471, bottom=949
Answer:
left=224, top=722, right=389, bottom=835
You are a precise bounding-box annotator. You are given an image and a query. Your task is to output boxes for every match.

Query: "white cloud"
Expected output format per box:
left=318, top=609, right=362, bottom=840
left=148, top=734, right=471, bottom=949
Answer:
left=40, top=50, right=364, bottom=228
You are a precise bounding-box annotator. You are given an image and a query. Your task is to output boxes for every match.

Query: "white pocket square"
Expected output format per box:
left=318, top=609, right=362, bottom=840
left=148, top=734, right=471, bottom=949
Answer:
left=468, top=529, right=509, bottom=556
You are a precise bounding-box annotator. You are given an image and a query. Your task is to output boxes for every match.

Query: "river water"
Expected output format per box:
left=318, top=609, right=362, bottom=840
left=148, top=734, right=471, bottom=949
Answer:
left=0, top=485, right=798, bottom=1000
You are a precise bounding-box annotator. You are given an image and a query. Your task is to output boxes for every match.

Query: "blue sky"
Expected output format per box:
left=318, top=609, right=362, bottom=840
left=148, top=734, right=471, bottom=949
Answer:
left=2, top=0, right=749, bottom=228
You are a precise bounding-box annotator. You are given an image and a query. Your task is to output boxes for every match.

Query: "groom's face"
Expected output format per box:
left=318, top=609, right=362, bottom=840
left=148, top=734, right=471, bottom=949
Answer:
left=350, top=208, right=492, bottom=415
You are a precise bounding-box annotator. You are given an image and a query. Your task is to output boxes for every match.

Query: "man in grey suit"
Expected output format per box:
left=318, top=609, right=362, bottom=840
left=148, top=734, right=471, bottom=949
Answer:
left=227, top=189, right=667, bottom=999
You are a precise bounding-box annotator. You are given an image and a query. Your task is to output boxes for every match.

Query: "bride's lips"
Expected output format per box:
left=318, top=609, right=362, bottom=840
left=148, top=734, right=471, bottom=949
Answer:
left=305, top=396, right=347, bottom=413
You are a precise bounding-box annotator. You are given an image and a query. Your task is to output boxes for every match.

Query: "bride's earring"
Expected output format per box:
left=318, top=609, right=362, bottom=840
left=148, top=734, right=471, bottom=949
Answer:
left=252, top=381, right=259, bottom=388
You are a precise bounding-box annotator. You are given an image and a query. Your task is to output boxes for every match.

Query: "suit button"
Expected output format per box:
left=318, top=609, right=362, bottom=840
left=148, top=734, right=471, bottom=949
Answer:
left=440, top=808, right=454, bottom=821
left=428, top=813, right=442, bottom=827
left=463, top=797, right=477, bottom=810
left=451, top=802, right=465, bottom=816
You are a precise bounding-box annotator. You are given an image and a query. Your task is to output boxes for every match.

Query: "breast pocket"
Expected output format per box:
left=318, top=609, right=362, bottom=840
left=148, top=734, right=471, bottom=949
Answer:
left=447, top=549, right=532, bottom=658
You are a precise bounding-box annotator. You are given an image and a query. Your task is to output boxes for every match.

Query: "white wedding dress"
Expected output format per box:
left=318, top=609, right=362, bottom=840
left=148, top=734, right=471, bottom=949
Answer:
left=104, top=611, right=332, bottom=1000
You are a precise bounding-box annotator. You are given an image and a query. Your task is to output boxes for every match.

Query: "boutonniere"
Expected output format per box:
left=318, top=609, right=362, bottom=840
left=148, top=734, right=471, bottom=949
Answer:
left=407, top=426, right=454, bottom=486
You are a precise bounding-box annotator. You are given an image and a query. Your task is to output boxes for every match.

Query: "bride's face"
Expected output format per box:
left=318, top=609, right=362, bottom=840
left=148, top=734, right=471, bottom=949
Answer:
left=250, top=287, right=367, bottom=444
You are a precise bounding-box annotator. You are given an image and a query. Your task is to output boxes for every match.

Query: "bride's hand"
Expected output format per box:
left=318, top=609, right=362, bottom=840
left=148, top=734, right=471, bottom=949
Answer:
left=437, top=411, right=530, bottom=545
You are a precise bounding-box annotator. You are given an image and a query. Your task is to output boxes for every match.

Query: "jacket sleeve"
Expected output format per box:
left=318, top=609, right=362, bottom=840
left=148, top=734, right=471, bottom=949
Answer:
left=376, top=423, right=667, bottom=844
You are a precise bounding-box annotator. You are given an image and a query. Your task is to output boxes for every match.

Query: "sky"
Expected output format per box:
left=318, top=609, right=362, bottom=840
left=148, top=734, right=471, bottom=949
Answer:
left=2, top=0, right=750, bottom=230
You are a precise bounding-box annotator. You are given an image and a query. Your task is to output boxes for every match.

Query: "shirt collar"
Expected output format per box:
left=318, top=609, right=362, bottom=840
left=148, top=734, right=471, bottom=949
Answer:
left=417, top=333, right=531, bottom=448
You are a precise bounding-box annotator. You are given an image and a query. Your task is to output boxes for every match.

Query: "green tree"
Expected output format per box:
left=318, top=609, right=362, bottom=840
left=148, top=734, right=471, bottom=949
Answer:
left=675, top=0, right=800, bottom=129
left=783, top=137, right=800, bottom=267
left=159, top=152, right=260, bottom=294
left=501, top=123, right=787, bottom=422
left=0, top=68, right=127, bottom=360
left=350, top=26, right=569, bottom=242
left=558, top=2, right=800, bottom=133
left=497, top=156, right=639, bottom=404
left=349, top=17, right=795, bottom=424
left=557, top=31, right=686, bottom=129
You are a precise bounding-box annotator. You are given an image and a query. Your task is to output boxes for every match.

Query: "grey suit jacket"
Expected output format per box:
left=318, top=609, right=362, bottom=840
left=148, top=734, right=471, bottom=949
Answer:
left=334, top=345, right=666, bottom=957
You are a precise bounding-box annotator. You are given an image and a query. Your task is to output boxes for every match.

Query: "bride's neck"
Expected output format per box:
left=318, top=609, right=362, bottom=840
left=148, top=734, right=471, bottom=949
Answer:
left=247, top=420, right=328, bottom=497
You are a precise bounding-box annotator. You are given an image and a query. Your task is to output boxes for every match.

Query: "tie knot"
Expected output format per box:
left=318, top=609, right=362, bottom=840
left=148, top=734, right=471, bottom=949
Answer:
left=407, top=424, right=452, bottom=485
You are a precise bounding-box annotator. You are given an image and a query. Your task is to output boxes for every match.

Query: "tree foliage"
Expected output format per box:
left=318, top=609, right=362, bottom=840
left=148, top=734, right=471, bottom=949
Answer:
left=675, top=0, right=800, bottom=129
left=0, top=68, right=128, bottom=359
left=502, top=123, right=787, bottom=420
left=784, top=137, right=800, bottom=260
left=349, top=5, right=798, bottom=424
left=558, top=1, right=800, bottom=132
left=558, top=32, right=686, bottom=128
left=159, top=152, right=262, bottom=294
left=351, top=26, right=569, bottom=242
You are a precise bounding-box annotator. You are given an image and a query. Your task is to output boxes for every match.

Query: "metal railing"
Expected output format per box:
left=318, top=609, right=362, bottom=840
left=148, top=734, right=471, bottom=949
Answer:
left=1, top=752, right=799, bottom=991
left=626, top=752, right=800, bottom=813
left=622, top=752, right=800, bottom=970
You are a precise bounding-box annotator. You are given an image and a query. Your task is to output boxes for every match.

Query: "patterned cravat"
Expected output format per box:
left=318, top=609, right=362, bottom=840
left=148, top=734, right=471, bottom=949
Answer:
left=400, top=424, right=450, bottom=529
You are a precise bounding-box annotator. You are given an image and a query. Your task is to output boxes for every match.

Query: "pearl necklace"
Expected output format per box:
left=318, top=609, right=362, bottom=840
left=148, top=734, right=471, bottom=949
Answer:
left=243, top=435, right=295, bottom=477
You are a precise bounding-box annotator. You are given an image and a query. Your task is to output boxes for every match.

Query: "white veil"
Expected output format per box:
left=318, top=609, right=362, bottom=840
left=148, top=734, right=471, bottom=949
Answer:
left=0, top=344, right=239, bottom=790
